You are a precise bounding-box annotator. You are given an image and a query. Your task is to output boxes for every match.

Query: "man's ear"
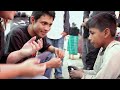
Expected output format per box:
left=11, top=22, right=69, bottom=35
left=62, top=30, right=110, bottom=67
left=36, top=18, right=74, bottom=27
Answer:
left=104, top=28, right=110, bottom=38
left=30, top=16, right=35, bottom=24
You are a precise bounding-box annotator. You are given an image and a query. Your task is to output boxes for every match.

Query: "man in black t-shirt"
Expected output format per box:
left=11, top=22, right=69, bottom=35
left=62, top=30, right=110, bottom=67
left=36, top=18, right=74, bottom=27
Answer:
left=5, top=11, right=64, bottom=79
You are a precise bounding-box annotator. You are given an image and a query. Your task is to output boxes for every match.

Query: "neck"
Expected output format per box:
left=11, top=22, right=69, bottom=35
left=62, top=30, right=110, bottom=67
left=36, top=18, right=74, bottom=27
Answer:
left=103, top=37, right=114, bottom=49
left=27, top=24, right=36, bottom=37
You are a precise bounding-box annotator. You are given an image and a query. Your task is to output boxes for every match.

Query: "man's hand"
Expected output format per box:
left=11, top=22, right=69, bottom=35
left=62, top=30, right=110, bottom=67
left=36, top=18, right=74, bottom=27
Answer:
left=82, top=18, right=89, bottom=27
left=44, top=58, right=62, bottom=68
left=84, top=18, right=89, bottom=24
left=61, top=31, right=68, bottom=37
left=69, top=69, right=84, bottom=79
left=55, top=48, right=65, bottom=59
left=19, top=58, right=46, bottom=77
left=20, top=36, right=43, bottom=57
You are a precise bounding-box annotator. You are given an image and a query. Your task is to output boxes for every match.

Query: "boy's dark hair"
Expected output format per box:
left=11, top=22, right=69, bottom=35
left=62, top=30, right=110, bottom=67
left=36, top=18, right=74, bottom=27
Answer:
left=86, top=12, right=117, bottom=37
left=31, top=11, right=55, bottom=21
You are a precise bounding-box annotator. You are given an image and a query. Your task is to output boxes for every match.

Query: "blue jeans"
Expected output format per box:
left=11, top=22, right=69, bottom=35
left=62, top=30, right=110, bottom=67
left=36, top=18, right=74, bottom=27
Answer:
left=46, top=37, right=64, bottom=77
left=15, top=75, right=48, bottom=79
left=82, top=38, right=89, bottom=69
left=36, top=51, right=54, bottom=78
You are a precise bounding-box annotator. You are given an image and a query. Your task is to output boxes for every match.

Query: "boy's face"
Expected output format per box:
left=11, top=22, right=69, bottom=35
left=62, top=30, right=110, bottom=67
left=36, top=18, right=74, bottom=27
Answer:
left=88, top=28, right=105, bottom=48
left=31, top=14, right=53, bottom=38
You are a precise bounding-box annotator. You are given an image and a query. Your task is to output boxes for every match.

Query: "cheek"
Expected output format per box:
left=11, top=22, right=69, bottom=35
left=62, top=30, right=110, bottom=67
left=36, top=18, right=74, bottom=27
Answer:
left=95, top=36, right=103, bottom=47
left=34, top=24, right=39, bottom=31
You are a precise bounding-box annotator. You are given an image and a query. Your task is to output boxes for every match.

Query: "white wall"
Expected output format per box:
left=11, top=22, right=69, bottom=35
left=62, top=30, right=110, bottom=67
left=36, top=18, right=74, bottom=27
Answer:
left=69, top=11, right=83, bottom=29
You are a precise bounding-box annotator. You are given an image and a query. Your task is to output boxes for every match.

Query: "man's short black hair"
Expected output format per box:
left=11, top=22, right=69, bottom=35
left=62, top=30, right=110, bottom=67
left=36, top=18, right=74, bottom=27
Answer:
left=31, top=11, right=55, bottom=21
left=86, top=12, right=117, bottom=37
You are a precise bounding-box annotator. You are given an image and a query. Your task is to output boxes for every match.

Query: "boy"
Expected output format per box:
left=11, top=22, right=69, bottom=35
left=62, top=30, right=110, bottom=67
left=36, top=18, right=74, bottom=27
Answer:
left=70, top=12, right=120, bottom=79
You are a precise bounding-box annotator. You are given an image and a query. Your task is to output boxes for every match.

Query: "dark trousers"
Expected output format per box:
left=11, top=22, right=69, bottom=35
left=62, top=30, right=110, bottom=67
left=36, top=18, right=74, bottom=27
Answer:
left=82, top=38, right=100, bottom=70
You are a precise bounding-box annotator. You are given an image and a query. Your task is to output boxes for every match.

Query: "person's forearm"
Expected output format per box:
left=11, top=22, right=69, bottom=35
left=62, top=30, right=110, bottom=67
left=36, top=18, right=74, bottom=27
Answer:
left=48, top=46, right=55, bottom=53
left=0, top=64, right=22, bottom=79
left=39, top=61, right=51, bottom=68
left=6, top=50, right=25, bottom=64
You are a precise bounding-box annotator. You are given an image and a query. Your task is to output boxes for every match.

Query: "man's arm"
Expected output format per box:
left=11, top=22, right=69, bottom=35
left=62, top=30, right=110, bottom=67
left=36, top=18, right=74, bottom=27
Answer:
left=0, top=64, right=23, bottom=79
left=47, top=45, right=56, bottom=53
left=48, top=45, right=64, bottom=59
left=6, top=49, right=28, bottom=64
left=7, top=36, right=43, bottom=64
left=39, top=58, right=62, bottom=68
left=0, top=58, right=46, bottom=79
left=81, top=11, right=90, bottom=27
left=63, top=11, right=70, bottom=35
left=83, top=11, right=90, bottom=21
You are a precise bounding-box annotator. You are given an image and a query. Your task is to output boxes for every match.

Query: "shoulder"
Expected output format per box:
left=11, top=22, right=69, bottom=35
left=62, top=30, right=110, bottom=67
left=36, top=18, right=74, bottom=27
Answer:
left=10, top=25, right=27, bottom=35
left=105, top=41, right=120, bottom=56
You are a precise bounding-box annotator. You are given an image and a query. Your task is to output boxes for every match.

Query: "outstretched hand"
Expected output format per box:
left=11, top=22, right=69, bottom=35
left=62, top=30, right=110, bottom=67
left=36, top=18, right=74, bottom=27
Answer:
left=20, top=36, right=43, bottom=57
left=20, top=58, right=46, bottom=77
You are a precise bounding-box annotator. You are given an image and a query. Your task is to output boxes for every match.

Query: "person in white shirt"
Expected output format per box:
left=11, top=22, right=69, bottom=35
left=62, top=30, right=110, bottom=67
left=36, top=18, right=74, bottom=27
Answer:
left=69, top=12, right=120, bottom=79
left=46, top=11, right=70, bottom=79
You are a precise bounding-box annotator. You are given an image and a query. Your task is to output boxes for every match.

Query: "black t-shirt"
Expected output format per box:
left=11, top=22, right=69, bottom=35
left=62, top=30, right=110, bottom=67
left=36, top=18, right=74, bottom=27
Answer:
left=0, top=27, right=9, bottom=63
left=5, top=25, right=51, bottom=63
left=69, top=27, right=79, bottom=36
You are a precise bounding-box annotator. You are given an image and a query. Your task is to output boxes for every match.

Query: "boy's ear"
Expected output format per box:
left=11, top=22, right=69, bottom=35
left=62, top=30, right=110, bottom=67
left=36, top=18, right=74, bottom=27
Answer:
left=104, top=28, right=110, bottom=38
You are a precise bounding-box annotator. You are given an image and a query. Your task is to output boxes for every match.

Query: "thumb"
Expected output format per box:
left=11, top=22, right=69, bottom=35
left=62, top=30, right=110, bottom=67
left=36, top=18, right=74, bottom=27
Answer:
left=27, top=36, right=36, bottom=43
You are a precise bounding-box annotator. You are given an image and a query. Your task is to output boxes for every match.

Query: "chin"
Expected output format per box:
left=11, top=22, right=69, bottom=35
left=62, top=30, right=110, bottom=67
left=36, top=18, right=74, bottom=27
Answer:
left=94, top=45, right=101, bottom=48
left=93, top=44, right=97, bottom=48
left=40, top=35, right=45, bottom=38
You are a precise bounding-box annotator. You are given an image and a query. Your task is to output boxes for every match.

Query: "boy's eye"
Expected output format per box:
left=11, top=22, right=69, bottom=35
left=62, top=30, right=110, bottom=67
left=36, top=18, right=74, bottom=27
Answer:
left=91, top=32, right=94, bottom=34
left=41, top=22, right=47, bottom=25
left=90, top=31, right=94, bottom=35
